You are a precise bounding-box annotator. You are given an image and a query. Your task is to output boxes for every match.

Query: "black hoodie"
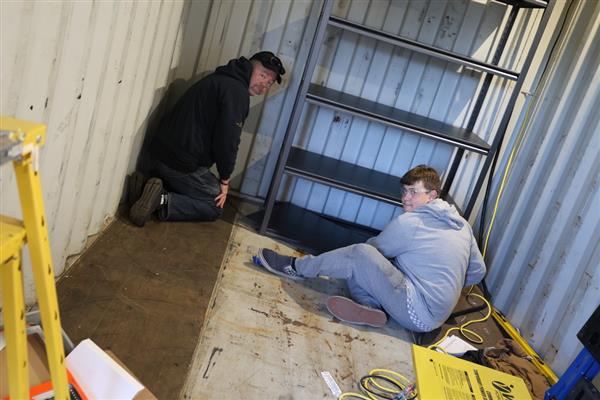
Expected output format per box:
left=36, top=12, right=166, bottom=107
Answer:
left=151, top=57, right=252, bottom=180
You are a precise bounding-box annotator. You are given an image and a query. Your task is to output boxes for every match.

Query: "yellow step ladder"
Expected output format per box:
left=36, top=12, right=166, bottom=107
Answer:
left=1, top=117, right=68, bottom=399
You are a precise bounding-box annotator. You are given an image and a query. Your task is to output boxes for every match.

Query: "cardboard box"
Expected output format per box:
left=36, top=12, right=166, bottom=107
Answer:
left=66, top=339, right=157, bottom=400
left=105, top=351, right=157, bottom=400
left=0, top=331, right=51, bottom=397
left=1, top=330, right=155, bottom=400
left=0, top=328, right=86, bottom=400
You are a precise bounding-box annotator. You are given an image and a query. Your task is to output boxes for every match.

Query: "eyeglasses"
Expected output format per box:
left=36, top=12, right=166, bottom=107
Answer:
left=401, top=187, right=432, bottom=197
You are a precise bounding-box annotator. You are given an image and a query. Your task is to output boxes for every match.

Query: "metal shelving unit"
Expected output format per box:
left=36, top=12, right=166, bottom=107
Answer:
left=257, top=0, right=552, bottom=254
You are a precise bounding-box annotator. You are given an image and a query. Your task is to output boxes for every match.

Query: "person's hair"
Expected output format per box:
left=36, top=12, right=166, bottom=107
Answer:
left=400, top=165, right=441, bottom=195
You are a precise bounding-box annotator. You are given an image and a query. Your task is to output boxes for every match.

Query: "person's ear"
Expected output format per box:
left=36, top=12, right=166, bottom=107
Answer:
left=429, top=190, right=439, bottom=200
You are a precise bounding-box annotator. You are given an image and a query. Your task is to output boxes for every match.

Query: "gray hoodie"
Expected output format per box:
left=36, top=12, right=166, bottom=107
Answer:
left=367, top=199, right=486, bottom=329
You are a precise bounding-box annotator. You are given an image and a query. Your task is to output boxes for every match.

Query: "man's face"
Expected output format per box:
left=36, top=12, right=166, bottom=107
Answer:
left=249, top=63, right=278, bottom=96
left=401, top=180, right=437, bottom=212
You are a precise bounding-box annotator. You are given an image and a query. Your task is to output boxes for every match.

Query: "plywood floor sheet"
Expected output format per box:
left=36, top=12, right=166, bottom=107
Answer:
left=181, top=225, right=414, bottom=399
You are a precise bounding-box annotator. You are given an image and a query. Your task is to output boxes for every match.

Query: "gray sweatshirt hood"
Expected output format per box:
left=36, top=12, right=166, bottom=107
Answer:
left=413, top=198, right=464, bottom=230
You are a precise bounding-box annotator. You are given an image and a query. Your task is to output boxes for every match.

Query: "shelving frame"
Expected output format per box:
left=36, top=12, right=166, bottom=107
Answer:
left=258, top=0, right=552, bottom=254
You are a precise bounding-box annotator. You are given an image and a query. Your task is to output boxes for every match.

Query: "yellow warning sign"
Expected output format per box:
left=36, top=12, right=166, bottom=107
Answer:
left=412, top=345, right=532, bottom=400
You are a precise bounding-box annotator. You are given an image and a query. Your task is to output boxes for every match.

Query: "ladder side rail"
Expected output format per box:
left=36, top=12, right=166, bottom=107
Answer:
left=13, top=140, right=69, bottom=399
left=1, top=247, right=29, bottom=399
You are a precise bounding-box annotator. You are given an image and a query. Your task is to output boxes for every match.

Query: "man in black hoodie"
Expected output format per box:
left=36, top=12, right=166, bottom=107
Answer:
left=129, top=51, right=285, bottom=226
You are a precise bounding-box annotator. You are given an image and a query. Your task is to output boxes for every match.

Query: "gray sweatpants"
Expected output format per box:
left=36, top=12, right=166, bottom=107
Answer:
left=295, top=243, right=429, bottom=332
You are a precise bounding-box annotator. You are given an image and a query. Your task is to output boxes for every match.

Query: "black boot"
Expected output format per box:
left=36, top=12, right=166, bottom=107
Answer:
left=129, top=178, right=164, bottom=227
left=126, top=171, right=147, bottom=208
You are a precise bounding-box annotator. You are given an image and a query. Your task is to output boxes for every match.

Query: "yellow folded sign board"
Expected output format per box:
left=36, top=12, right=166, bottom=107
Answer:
left=412, top=345, right=532, bottom=400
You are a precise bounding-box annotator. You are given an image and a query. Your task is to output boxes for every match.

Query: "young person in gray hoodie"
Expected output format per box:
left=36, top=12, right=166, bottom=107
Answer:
left=257, top=165, right=486, bottom=332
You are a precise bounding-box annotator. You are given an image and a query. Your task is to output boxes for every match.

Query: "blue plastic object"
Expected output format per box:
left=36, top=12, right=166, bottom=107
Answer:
left=252, top=255, right=262, bottom=266
left=545, top=348, right=600, bottom=399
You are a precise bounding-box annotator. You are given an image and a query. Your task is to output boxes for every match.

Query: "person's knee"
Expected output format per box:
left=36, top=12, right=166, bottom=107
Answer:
left=351, top=243, right=380, bottom=259
left=206, top=205, right=223, bottom=221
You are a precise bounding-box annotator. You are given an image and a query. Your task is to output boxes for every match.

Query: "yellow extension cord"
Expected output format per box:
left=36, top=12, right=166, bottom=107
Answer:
left=423, top=39, right=562, bottom=380
left=428, top=50, right=546, bottom=357
left=339, top=368, right=416, bottom=400
left=428, top=291, right=492, bottom=352
left=423, top=97, right=523, bottom=353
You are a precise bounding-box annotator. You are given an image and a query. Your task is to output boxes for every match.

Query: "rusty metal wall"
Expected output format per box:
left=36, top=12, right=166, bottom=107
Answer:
left=0, top=1, right=199, bottom=304
left=484, top=0, right=599, bottom=375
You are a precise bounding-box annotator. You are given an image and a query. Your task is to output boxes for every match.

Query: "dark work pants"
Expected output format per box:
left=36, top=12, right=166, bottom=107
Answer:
left=156, top=161, right=223, bottom=221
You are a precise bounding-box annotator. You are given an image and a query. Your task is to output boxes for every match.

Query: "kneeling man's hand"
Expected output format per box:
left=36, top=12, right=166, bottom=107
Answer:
left=215, top=181, right=229, bottom=208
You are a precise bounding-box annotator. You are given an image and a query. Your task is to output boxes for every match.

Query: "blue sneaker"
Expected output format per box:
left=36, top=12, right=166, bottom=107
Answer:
left=257, top=248, right=304, bottom=281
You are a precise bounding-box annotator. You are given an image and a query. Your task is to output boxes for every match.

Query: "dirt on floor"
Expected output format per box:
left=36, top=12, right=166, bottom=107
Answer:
left=57, top=205, right=236, bottom=399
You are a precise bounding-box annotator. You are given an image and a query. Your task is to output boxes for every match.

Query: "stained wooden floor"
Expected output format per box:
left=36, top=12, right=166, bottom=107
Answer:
left=57, top=205, right=236, bottom=399
left=181, top=225, right=414, bottom=399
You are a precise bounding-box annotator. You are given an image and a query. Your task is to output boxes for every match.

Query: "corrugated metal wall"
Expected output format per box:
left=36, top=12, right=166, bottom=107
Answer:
left=485, top=0, right=599, bottom=375
left=4, top=0, right=593, bottom=378
left=229, top=0, right=544, bottom=230
left=167, top=0, right=317, bottom=197
left=0, top=1, right=200, bottom=304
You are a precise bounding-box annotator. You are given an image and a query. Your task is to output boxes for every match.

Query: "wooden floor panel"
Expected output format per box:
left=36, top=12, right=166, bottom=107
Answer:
left=181, top=226, right=414, bottom=399
left=57, top=209, right=235, bottom=399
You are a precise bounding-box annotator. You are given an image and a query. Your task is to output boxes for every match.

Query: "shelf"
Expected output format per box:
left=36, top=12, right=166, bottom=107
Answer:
left=328, top=16, right=519, bottom=81
left=306, top=84, right=490, bottom=154
left=285, top=147, right=404, bottom=206
left=261, top=0, right=551, bottom=241
left=493, top=0, right=548, bottom=9
left=253, top=195, right=463, bottom=255
left=285, top=148, right=462, bottom=212
left=252, top=202, right=378, bottom=255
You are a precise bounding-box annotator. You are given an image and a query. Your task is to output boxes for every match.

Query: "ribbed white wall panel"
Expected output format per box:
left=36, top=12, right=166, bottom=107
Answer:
left=156, top=0, right=317, bottom=198
left=485, top=0, right=599, bottom=375
left=222, top=0, right=544, bottom=230
left=0, top=1, right=193, bottom=304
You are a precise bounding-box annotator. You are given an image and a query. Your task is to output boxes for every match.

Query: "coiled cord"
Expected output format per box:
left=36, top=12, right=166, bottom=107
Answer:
left=428, top=291, right=492, bottom=352
left=338, top=368, right=417, bottom=400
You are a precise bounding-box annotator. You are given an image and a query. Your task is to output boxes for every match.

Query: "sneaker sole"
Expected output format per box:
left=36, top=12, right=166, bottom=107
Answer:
left=258, top=250, right=304, bottom=281
left=326, top=295, right=387, bottom=328
left=129, top=178, right=163, bottom=227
